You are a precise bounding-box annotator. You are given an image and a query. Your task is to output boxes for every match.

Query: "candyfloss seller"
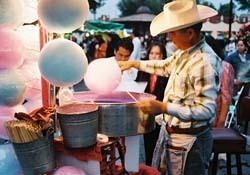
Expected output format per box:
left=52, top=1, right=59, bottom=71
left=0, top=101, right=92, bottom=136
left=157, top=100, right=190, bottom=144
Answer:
left=118, top=0, right=222, bottom=175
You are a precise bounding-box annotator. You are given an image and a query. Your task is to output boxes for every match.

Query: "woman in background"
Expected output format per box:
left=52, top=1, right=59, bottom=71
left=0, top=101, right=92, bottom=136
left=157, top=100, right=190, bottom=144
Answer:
left=226, top=38, right=250, bottom=90
left=136, top=41, right=169, bottom=166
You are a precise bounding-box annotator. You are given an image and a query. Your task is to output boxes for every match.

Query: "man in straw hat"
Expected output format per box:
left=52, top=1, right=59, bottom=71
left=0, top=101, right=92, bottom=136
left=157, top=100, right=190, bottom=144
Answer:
left=118, top=0, right=222, bottom=174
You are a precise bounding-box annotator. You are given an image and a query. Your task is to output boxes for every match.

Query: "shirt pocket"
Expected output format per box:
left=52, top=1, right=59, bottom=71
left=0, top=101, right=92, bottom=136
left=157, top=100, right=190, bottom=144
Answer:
left=173, top=73, right=188, bottom=98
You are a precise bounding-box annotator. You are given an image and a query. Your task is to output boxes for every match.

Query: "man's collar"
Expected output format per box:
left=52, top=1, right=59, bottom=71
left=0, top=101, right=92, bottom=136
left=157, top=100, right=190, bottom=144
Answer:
left=175, top=36, right=205, bottom=58
left=186, top=36, right=205, bottom=55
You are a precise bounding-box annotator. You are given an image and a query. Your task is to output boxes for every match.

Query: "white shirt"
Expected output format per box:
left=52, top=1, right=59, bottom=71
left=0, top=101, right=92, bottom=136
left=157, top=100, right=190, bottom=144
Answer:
left=130, top=37, right=141, bottom=60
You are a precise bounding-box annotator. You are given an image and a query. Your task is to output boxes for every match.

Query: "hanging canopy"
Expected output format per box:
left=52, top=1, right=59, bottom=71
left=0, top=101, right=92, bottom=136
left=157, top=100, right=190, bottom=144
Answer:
left=84, top=20, right=124, bottom=33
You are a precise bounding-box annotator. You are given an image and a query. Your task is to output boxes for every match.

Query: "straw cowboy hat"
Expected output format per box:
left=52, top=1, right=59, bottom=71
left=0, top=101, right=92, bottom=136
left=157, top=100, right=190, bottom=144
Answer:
left=150, top=0, right=218, bottom=36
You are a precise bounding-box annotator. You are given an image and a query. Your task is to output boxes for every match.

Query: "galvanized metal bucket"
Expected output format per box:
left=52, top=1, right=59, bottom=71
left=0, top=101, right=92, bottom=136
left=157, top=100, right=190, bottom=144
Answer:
left=12, top=132, right=55, bottom=175
left=57, top=103, right=99, bottom=148
left=73, top=91, right=156, bottom=137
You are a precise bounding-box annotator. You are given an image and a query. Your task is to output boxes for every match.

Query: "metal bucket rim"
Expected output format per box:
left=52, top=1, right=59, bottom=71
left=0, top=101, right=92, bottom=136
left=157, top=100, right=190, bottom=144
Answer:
left=56, top=103, right=98, bottom=115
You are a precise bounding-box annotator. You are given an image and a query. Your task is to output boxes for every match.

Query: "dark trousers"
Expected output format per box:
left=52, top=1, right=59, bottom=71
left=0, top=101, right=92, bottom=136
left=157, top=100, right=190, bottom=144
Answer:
left=143, top=123, right=161, bottom=166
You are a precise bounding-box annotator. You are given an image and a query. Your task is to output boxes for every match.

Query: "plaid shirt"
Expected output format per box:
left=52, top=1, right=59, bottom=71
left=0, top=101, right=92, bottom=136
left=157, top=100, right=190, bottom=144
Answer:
left=139, top=37, right=222, bottom=128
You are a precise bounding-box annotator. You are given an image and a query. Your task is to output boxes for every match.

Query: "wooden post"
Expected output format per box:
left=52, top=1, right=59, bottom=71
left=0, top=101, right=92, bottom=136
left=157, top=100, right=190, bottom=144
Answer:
left=229, top=0, right=233, bottom=38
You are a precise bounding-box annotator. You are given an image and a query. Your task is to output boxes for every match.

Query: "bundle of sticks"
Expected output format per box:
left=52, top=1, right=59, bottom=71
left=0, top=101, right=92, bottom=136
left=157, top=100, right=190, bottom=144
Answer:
left=4, top=107, right=55, bottom=143
left=4, top=120, right=43, bottom=143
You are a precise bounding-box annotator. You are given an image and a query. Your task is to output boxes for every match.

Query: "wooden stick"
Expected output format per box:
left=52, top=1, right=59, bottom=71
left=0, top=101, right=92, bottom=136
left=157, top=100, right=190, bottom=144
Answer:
left=126, top=91, right=138, bottom=102
left=4, top=120, right=43, bottom=143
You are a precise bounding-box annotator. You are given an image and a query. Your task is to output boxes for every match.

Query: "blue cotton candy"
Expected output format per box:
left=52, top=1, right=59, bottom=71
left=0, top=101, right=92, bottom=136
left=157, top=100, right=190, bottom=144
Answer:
left=38, top=39, right=88, bottom=87
left=37, top=0, right=89, bottom=33
left=0, top=142, right=22, bottom=175
left=0, top=69, right=26, bottom=106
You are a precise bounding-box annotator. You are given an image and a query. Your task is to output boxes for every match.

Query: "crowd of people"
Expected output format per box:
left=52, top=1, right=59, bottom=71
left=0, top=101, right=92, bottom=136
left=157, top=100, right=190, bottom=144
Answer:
left=70, top=29, right=168, bottom=62
left=71, top=24, right=250, bottom=87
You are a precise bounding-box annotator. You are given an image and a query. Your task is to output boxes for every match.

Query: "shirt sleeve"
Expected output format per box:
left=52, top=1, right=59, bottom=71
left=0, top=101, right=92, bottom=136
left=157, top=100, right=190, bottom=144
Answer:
left=139, top=56, right=175, bottom=77
left=166, top=57, right=220, bottom=122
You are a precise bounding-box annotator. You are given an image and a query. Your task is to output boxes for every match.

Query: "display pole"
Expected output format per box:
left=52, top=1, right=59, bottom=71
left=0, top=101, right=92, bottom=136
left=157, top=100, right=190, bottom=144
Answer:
left=39, top=23, right=50, bottom=108
left=39, top=23, right=61, bottom=138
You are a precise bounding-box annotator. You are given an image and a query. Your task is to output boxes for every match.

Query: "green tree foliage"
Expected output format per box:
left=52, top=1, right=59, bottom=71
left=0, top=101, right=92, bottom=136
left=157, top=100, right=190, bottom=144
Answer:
left=144, top=0, right=171, bottom=14
left=117, top=0, right=219, bottom=17
left=201, top=0, right=250, bottom=15
left=196, top=0, right=237, bottom=17
left=88, top=0, right=106, bottom=14
left=197, top=0, right=216, bottom=10
left=235, top=0, right=250, bottom=12
left=117, top=0, right=171, bottom=17
left=218, top=3, right=236, bottom=16
left=117, top=0, right=249, bottom=18
left=117, top=0, right=140, bottom=16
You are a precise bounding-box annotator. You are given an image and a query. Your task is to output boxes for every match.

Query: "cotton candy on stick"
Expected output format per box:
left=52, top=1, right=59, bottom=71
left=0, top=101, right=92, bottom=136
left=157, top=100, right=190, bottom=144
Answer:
left=37, top=0, right=89, bottom=33
left=84, top=58, right=122, bottom=94
left=38, top=38, right=88, bottom=87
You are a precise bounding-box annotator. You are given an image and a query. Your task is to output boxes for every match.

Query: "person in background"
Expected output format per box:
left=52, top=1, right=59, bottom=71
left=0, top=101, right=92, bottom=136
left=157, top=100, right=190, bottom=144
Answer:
left=130, top=28, right=142, bottom=61
left=118, top=0, right=221, bottom=174
left=106, top=32, right=121, bottom=57
left=87, top=35, right=99, bottom=62
left=225, top=38, right=250, bottom=130
left=215, top=62, right=235, bottom=129
left=80, top=35, right=89, bottom=54
left=136, top=41, right=169, bottom=166
left=109, top=37, right=133, bottom=61
left=109, top=37, right=138, bottom=83
left=74, top=38, right=134, bottom=93
left=205, top=35, right=235, bottom=128
left=165, top=38, right=177, bottom=57
left=224, top=37, right=237, bottom=57
left=225, top=38, right=250, bottom=92
left=140, top=36, right=148, bottom=59
left=94, top=35, right=107, bottom=59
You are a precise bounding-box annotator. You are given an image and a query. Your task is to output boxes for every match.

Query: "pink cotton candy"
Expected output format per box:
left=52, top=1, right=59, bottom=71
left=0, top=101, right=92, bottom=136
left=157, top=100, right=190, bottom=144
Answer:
left=53, top=166, right=86, bottom=175
left=0, top=28, right=24, bottom=69
left=84, top=58, right=122, bottom=94
left=18, top=59, right=41, bottom=100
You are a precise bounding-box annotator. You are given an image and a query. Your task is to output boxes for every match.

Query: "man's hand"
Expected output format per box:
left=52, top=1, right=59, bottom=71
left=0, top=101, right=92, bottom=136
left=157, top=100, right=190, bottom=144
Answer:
left=118, top=60, right=139, bottom=71
left=137, top=100, right=167, bottom=115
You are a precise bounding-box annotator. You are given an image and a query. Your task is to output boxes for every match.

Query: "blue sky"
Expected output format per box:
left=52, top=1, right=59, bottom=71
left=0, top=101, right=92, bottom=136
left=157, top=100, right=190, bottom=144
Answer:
left=88, top=0, right=233, bottom=20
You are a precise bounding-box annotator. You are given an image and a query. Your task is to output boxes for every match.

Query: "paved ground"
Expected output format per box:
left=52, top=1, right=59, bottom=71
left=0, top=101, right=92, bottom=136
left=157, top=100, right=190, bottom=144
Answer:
left=216, top=155, right=250, bottom=175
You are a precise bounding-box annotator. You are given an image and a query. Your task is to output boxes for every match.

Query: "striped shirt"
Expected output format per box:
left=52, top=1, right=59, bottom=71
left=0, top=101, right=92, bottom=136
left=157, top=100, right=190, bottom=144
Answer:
left=139, top=37, right=222, bottom=128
